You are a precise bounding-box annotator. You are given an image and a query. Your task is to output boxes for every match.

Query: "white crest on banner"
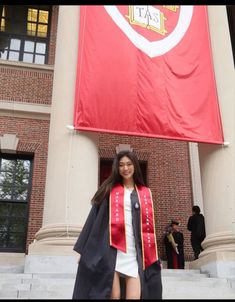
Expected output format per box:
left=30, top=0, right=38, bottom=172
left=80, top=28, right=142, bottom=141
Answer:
left=104, top=5, right=194, bottom=58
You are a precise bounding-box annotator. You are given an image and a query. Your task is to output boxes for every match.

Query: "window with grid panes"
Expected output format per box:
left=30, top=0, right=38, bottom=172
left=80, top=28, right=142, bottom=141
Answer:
left=0, top=155, right=33, bottom=252
left=0, top=5, right=51, bottom=64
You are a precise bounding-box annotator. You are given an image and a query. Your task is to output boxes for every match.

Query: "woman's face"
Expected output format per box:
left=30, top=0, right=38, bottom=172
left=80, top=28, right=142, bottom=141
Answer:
left=119, top=156, right=135, bottom=182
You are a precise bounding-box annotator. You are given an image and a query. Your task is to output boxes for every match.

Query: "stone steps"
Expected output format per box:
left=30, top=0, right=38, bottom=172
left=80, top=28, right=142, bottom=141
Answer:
left=0, top=269, right=235, bottom=299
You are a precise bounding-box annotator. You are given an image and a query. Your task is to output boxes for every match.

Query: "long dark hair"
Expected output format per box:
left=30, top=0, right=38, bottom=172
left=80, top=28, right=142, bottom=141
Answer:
left=91, top=150, right=145, bottom=204
left=192, top=205, right=201, bottom=214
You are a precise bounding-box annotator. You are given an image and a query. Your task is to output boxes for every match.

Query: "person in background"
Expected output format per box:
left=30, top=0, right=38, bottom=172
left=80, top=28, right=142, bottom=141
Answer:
left=165, top=222, right=179, bottom=255
left=187, top=205, right=206, bottom=260
left=164, top=220, right=185, bottom=269
left=72, top=150, right=162, bottom=300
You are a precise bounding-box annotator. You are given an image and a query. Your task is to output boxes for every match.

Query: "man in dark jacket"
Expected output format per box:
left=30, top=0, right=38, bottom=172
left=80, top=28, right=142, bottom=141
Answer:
left=187, top=205, right=206, bottom=260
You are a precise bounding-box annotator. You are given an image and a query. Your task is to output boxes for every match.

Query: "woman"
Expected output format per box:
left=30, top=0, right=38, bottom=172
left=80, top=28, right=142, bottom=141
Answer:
left=72, top=150, right=162, bottom=299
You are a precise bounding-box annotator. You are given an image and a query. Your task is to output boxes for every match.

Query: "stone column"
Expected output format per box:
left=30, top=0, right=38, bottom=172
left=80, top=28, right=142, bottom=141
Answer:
left=188, top=142, right=204, bottom=213
left=189, top=6, right=235, bottom=278
left=25, top=6, right=99, bottom=273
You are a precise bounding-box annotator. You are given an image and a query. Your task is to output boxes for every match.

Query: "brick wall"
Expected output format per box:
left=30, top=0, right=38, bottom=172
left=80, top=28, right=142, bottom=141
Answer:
left=48, top=6, right=59, bottom=66
left=0, top=117, right=50, bottom=253
left=0, top=66, right=53, bottom=105
left=0, top=5, right=58, bottom=253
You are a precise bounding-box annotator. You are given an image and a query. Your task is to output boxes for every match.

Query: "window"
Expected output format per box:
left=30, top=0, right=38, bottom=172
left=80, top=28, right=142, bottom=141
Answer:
left=0, top=155, right=33, bottom=252
left=0, top=5, right=51, bottom=64
left=227, top=5, right=235, bottom=67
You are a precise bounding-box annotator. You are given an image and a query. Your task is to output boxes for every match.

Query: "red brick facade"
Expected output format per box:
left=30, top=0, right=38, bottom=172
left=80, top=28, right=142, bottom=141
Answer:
left=0, top=5, right=194, bottom=260
left=0, top=117, right=50, bottom=253
left=0, top=66, right=53, bottom=105
left=0, top=5, right=58, bottom=253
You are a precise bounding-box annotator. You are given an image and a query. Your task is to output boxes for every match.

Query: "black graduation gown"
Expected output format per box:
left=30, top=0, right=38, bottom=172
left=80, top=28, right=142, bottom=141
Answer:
left=164, top=231, right=185, bottom=269
left=72, top=189, right=163, bottom=299
left=187, top=213, right=206, bottom=243
left=187, top=213, right=206, bottom=258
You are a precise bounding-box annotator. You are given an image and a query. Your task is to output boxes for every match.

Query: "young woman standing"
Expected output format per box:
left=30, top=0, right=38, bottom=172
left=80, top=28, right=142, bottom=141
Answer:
left=72, top=150, right=162, bottom=299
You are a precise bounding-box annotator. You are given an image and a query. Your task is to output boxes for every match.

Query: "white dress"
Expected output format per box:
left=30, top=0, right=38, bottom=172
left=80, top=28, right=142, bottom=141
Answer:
left=115, top=187, right=139, bottom=278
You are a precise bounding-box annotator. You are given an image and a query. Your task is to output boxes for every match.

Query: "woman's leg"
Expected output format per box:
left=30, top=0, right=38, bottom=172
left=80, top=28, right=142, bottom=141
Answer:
left=111, top=271, right=121, bottom=299
left=125, top=274, right=141, bottom=299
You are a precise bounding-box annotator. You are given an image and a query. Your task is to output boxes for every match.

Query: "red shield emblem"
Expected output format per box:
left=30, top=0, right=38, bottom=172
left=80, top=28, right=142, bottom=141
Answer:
left=104, top=5, right=193, bottom=57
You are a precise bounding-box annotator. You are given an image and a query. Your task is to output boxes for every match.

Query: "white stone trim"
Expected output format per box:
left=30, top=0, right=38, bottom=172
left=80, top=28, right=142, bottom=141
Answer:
left=188, top=142, right=204, bottom=213
left=116, top=144, right=133, bottom=153
left=0, top=100, right=51, bottom=120
left=0, top=58, right=54, bottom=71
left=0, top=133, right=19, bottom=153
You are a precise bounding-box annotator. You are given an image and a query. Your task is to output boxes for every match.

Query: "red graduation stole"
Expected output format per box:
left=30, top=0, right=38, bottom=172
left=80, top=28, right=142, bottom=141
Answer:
left=109, top=183, right=158, bottom=269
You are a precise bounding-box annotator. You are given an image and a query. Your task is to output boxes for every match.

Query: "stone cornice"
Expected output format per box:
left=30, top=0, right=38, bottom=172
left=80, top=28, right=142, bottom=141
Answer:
left=0, top=100, right=51, bottom=120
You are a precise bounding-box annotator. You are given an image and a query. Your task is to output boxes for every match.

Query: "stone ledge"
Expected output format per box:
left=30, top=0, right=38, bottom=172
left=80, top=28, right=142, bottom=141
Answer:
left=189, top=251, right=235, bottom=278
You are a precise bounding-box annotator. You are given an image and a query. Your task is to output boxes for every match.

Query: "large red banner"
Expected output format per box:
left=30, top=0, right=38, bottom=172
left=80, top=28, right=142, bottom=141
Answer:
left=73, top=5, right=224, bottom=144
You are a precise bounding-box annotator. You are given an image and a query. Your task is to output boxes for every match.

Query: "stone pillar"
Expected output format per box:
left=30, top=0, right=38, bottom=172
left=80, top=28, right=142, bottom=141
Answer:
left=25, top=6, right=99, bottom=273
left=189, top=6, right=235, bottom=278
left=188, top=142, right=204, bottom=213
